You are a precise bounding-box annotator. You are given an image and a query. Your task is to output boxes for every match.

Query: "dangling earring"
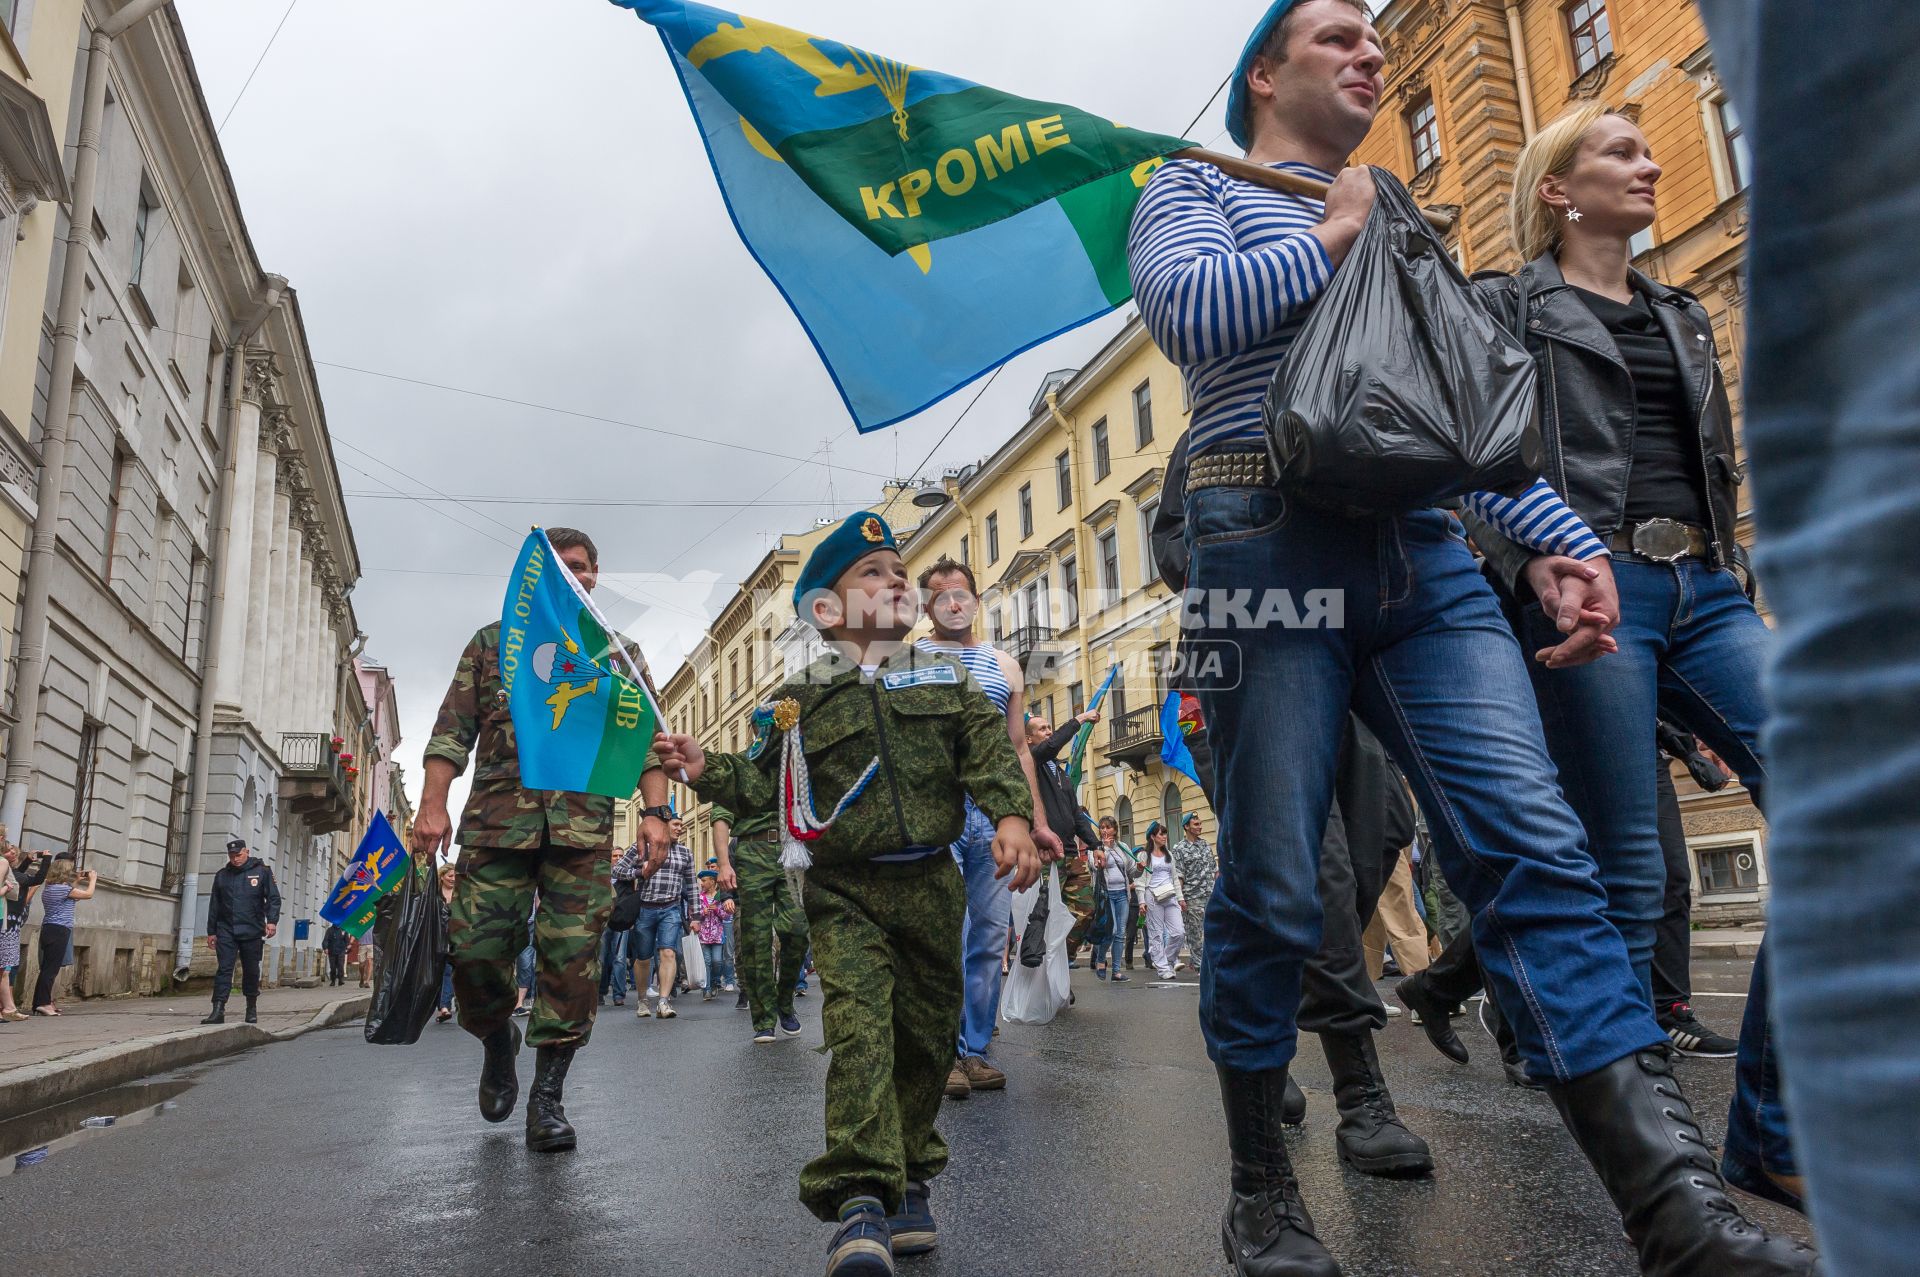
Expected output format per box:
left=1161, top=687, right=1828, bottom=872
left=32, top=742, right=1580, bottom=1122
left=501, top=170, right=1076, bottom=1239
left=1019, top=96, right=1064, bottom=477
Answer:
left=1565, top=206, right=1584, bottom=223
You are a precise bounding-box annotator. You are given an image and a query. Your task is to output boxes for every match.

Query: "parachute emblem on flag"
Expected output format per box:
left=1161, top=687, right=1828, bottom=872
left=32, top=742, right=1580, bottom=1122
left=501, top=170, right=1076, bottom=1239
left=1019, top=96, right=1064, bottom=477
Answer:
left=531, top=629, right=610, bottom=731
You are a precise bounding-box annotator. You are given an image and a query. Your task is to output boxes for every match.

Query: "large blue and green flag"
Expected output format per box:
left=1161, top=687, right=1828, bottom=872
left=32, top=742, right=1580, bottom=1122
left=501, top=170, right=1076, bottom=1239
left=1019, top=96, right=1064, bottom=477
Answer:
left=609, top=0, right=1194, bottom=431
left=1067, top=663, right=1121, bottom=790
left=319, top=811, right=408, bottom=939
left=501, top=530, right=661, bottom=797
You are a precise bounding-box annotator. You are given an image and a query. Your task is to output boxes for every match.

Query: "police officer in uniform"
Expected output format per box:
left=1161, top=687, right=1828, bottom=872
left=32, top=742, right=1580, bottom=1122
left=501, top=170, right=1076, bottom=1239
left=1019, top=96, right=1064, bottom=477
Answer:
left=202, top=838, right=281, bottom=1024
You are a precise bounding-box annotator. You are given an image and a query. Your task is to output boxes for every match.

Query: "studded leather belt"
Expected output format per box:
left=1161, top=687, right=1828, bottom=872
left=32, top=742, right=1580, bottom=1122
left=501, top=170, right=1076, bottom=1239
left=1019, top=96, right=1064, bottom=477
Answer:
left=1186, top=448, right=1278, bottom=494
left=1606, top=518, right=1711, bottom=563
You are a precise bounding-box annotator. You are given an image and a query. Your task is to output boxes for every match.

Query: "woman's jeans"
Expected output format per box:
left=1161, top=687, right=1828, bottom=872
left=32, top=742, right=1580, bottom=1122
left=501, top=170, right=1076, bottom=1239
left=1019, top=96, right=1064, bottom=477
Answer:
left=1146, top=896, right=1186, bottom=974
left=951, top=802, right=1012, bottom=1059
left=702, top=942, right=731, bottom=991
left=1097, top=888, right=1130, bottom=972
left=438, top=961, right=455, bottom=1013
left=1521, top=556, right=1790, bottom=1175
left=1692, top=6, right=1920, bottom=1265
left=1184, top=491, right=1662, bottom=1081
left=32, top=924, right=71, bottom=1008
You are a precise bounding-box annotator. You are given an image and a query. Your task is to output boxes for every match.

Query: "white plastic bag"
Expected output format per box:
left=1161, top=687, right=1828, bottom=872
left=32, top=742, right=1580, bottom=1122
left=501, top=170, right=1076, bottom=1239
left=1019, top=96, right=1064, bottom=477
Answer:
left=680, top=933, right=706, bottom=988
left=1002, top=866, right=1074, bottom=1025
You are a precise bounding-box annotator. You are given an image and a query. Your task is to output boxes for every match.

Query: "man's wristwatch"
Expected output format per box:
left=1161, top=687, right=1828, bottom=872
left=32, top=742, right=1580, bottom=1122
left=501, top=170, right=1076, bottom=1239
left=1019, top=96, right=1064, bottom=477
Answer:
left=640, top=804, right=674, bottom=822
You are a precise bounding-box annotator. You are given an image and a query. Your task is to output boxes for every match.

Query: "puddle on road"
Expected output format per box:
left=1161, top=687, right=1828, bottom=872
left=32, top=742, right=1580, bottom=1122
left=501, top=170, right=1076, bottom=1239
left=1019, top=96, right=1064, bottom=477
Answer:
left=0, top=1076, right=194, bottom=1175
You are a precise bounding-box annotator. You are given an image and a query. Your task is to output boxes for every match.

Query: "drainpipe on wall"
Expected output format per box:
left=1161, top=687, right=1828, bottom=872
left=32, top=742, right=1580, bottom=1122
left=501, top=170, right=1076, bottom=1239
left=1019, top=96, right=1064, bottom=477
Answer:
left=172, top=275, right=288, bottom=981
left=0, top=0, right=180, bottom=838
left=1505, top=1, right=1539, bottom=139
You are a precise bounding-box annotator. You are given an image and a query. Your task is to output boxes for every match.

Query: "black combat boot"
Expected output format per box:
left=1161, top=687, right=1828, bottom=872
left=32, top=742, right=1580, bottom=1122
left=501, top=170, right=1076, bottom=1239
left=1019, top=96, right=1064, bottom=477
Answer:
left=244, top=998, right=258, bottom=1024
left=1281, top=1073, right=1307, bottom=1126
left=525, top=1045, right=577, bottom=1153
left=1218, top=1066, right=1340, bottom=1276
left=478, top=1022, right=521, bottom=1122
left=1547, top=1047, right=1820, bottom=1276
left=1320, top=1031, right=1434, bottom=1177
left=200, top=1000, right=226, bottom=1025
left=1395, top=971, right=1468, bottom=1064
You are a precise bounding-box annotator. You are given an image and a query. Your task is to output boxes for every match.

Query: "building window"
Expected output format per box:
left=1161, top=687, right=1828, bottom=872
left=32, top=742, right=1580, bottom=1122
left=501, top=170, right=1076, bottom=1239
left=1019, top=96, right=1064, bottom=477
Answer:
left=68, top=721, right=103, bottom=868
left=728, top=653, right=738, bottom=702
left=1132, top=381, right=1154, bottom=447
left=1059, top=553, right=1079, bottom=627
left=985, top=512, right=1000, bottom=564
left=1055, top=450, right=1073, bottom=509
left=990, top=606, right=1005, bottom=642
left=1564, top=1, right=1612, bottom=77
left=1407, top=95, right=1441, bottom=174
left=131, top=185, right=158, bottom=290
left=1115, top=796, right=1135, bottom=846
left=1068, top=681, right=1085, bottom=717
left=1138, top=499, right=1159, bottom=588
left=1018, top=483, right=1033, bottom=540
left=1697, top=841, right=1762, bottom=895
left=1628, top=226, right=1656, bottom=258
left=1092, top=419, right=1111, bottom=480
left=1162, top=782, right=1185, bottom=835
left=1097, top=528, right=1120, bottom=602
left=1718, top=99, right=1751, bottom=192
left=958, top=533, right=969, bottom=568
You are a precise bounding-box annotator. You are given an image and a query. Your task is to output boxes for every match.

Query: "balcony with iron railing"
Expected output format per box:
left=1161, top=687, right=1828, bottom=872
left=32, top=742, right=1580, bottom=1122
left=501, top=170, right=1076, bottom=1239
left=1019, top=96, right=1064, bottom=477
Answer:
left=279, top=732, right=354, bottom=833
left=1106, top=704, right=1164, bottom=770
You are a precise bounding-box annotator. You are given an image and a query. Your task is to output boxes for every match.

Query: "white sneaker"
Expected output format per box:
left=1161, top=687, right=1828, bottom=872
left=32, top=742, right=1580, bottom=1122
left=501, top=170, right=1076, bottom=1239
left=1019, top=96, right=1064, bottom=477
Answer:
left=636, top=1002, right=652, bottom=1018
left=657, top=999, right=677, bottom=1019
left=647, top=983, right=660, bottom=998
left=1385, top=1003, right=1402, bottom=1018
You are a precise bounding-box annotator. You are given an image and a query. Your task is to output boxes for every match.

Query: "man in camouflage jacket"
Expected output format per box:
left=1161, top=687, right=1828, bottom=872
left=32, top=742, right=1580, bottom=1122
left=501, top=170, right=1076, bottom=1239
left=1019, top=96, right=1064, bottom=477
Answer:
left=413, top=528, right=669, bottom=1154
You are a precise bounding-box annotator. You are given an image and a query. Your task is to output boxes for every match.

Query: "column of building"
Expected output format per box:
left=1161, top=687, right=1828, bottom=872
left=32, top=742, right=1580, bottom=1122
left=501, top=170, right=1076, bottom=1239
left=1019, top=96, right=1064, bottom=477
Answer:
left=212, top=349, right=277, bottom=713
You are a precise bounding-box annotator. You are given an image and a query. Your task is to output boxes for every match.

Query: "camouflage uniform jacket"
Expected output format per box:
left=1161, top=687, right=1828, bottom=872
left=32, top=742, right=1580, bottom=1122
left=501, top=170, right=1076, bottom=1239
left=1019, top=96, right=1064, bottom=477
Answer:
left=695, top=647, right=1032, bottom=868
left=426, top=621, right=650, bottom=851
left=709, top=800, right=775, bottom=843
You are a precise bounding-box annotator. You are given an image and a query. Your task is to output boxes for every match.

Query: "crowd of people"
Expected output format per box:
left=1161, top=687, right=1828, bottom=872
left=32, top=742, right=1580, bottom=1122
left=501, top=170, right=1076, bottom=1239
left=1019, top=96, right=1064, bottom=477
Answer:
left=395, top=2, right=1917, bottom=1274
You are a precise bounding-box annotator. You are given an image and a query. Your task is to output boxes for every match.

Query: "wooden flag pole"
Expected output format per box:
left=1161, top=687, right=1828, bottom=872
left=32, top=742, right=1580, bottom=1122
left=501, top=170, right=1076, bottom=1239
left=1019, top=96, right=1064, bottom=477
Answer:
left=1175, top=148, right=1456, bottom=234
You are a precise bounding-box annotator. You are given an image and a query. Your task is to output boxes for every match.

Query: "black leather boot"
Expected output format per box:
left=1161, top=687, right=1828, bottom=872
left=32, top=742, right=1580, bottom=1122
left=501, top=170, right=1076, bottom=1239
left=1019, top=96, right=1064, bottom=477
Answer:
left=200, top=1000, right=226, bottom=1025
left=1395, top=972, right=1467, bottom=1064
left=1218, top=1066, right=1340, bottom=1276
left=525, top=1045, right=577, bottom=1152
left=244, top=998, right=258, bottom=1024
left=1320, top=1031, right=1434, bottom=1177
left=1548, top=1048, right=1820, bottom=1276
left=1281, top=1073, right=1307, bottom=1126
left=478, top=1022, right=521, bottom=1123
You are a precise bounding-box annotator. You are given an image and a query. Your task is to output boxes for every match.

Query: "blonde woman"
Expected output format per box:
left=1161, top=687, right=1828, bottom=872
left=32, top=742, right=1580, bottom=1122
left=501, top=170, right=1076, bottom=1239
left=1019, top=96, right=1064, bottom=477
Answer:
left=32, top=858, right=96, bottom=1014
left=1463, top=104, right=1802, bottom=1221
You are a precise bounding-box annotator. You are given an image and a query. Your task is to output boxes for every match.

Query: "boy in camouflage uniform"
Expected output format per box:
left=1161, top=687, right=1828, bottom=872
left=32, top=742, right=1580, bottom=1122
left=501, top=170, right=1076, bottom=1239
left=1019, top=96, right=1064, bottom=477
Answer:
left=658, top=511, right=1039, bottom=1277
left=412, top=528, right=671, bottom=1153
left=713, top=802, right=808, bottom=1042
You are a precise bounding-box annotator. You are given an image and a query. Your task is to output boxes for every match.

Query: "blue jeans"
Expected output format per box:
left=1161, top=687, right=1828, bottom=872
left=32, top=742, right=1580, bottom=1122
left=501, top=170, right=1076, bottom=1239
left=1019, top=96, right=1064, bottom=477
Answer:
left=516, top=944, right=534, bottom=995
left=1184, top=492, right=1662, bottom=1080
left=951, top=801, right=1011, bottom=1058
left=1097, top=888, right=1131, bottom=973
left=629, top=904, right=684, bottom=961
left=599, top=926, right=629, bottom=1001
left=1698, top=4, right=1920, bottom=1267
left=438, top=960, right=454, bottom=1013
left=702, top=942, right=728, bottom=991
left=1521, top=557, right=1791, bottom=1175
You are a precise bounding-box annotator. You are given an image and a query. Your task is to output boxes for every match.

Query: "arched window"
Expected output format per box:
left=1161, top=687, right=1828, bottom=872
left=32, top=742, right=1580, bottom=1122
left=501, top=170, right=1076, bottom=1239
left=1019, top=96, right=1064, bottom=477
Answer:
left=1115, top=796, right=1135, bottom=847
left=1162, top=783, right=1184, bottom=836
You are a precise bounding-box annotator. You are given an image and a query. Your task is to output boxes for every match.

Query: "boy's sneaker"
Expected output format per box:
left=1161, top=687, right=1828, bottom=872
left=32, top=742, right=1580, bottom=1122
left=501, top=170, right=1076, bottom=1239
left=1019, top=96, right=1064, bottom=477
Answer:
left=944, top=1061, right=971, bottom=1101
left=657, top=999, right=677, bottom=1019
left=780, top=1011, right=803, bottom=1036
left=826, top=1199, right=893, bottom=1276
left=753, top=1027, right=777, bottom=1044
left=1660, top=1001, right=1738, bottom=1058
left=635, top=1002, right=651, bottom=1018
left=886, top=1182, right=937, bottom=1256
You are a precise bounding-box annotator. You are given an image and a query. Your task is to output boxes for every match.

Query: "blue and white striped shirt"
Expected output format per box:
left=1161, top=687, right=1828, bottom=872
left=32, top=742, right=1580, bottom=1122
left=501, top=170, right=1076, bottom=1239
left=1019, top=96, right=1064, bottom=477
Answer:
left=1128, top=159, right=1606, bottom=562
left=913, top=638, right=1013, bottom=714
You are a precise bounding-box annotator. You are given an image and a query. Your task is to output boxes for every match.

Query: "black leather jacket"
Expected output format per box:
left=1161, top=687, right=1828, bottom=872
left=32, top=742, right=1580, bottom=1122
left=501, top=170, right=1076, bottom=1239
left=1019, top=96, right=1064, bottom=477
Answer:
left=1465, top=254, right=1749, bottom=597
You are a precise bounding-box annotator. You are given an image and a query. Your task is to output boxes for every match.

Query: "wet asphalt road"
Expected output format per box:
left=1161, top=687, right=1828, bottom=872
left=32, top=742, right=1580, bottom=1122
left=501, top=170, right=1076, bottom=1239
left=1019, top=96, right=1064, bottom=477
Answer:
left=0, top=958, right=1809, bottom=1276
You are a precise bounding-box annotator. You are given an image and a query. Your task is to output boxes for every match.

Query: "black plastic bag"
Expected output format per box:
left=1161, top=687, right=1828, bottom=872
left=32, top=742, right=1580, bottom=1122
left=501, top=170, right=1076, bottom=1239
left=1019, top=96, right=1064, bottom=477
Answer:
left=1263, top=167, right=1542, bottom=515
left=363, top=857, right=447, bottom=1045
left=1019, top=872, right=1051, bottom=969
left=608, top=889, right=645, bottom=933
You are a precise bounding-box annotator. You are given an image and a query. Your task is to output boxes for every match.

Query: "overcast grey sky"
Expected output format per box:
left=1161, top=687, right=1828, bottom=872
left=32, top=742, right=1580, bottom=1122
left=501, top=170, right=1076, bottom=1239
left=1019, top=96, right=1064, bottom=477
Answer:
left=170, top=0, right=1274, bottom=819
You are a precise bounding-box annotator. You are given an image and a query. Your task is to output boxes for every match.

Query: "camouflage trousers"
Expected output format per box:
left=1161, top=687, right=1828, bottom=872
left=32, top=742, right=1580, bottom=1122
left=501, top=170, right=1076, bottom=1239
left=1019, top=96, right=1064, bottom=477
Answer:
left=736, top=834, right=809, bottom=1034
left=451, top=840, right=612, bottom=1050
left=797, top=854, right=965, bottom=1222
left=1060, top=854, right=1099, bottom=957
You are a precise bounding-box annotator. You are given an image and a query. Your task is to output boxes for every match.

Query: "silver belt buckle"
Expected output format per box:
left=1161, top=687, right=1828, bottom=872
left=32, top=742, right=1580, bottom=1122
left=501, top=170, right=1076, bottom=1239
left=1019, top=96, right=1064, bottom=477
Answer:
left=1630, top=518, right=1692, bottom=563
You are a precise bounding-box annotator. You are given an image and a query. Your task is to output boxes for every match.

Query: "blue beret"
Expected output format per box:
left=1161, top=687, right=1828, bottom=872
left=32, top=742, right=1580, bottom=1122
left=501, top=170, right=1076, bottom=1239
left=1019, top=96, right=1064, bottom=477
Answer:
left=793, top=511, right=899, bottom=614
left=1225, top=0, right=1303, bottom=152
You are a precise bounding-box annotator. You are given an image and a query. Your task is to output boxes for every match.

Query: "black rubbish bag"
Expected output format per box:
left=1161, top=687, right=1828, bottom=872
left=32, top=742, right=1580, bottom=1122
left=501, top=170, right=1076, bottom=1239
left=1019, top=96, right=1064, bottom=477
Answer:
left=363, top=856, right=447, bottom=1045
left=1019, top=870, right=1051, bottom=968
left=1263, top=166, right=1542, bottom=516
left=608, top=889, right=646, bottom=933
